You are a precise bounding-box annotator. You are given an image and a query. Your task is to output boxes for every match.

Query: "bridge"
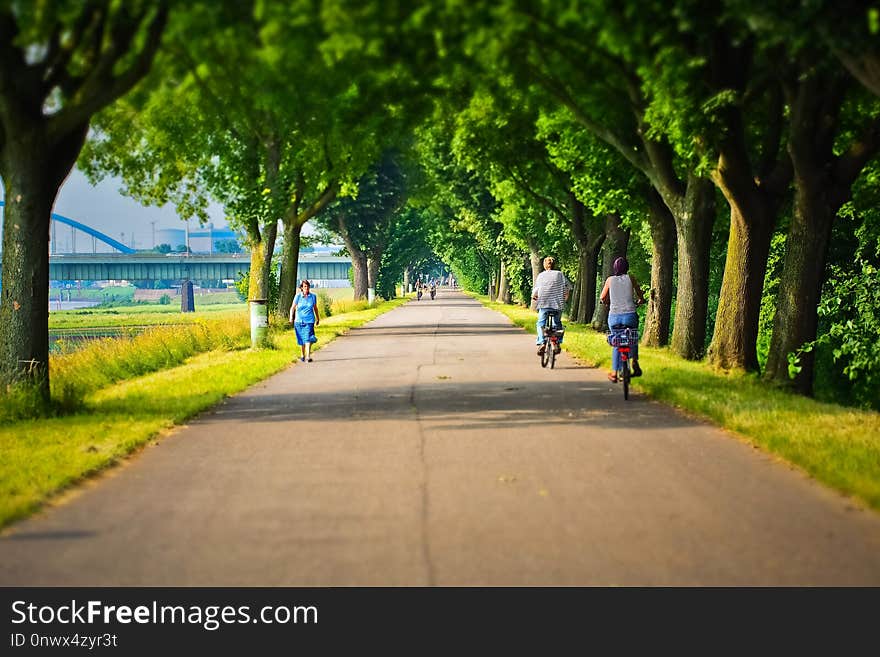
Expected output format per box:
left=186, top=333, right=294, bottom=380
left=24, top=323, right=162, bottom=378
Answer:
left=0, top=200, right=136, bottom=254
left=48, top=253, right=351, bottom=283
left=49, top=253, right=251, bottom=281
left=0, top=202, right=351, bottom=283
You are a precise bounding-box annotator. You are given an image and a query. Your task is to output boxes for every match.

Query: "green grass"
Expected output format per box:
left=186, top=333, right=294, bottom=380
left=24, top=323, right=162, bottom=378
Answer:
left=473, top=293, right=880, bottom=512
left=49, top=303, right=245, bottom=329
left=50, top=317, right=251, bottom=407
left=318, top=286, right=355, bottom=301
left=0, top=297, right=408, bottom=529
left=191, top=291, right=243, bottom=305
left=55, top=286, right=136, bottom=302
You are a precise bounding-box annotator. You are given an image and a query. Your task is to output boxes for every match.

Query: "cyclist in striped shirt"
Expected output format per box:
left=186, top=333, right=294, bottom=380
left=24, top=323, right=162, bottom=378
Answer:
left=531, top=256, right=571, bottom=356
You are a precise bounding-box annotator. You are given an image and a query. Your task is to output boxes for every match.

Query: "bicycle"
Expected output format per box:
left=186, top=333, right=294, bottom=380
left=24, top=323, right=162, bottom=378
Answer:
left=607, top=325, right=638, bottom=400
left=539, top=310, right=564, bottom=369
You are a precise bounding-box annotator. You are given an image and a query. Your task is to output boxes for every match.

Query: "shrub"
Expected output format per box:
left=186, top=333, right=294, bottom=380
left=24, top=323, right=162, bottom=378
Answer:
left=316, top=290, right=333, bottom=318
left=0, top=381, right=51, bottom=422
left=234, top=258, right=280, bottom=313
left=790, top=260, right=880, bottom=409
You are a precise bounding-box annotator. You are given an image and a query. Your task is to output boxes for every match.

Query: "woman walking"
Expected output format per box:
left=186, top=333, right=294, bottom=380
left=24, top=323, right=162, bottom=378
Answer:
left=289, top=279, right=320, bottom=362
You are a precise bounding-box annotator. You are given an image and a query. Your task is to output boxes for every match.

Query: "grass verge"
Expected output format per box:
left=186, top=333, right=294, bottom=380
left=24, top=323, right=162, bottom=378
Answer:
left=49, top=303, right=245, bottom=329
left=0, top=297, right=408, bottom=529
left=473, top=293, right=880, bottom=512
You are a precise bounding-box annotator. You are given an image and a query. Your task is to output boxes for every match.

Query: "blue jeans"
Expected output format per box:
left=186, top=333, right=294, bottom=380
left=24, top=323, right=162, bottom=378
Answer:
left=609, top=312, right=639, bottom=370
left=536, top=309, right=564, bottom=345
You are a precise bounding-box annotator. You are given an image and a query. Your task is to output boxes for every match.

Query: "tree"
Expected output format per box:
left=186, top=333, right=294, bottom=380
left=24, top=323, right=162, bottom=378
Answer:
left=458, top=0, right=716, bottom=358
left=443, top=83, right=608, bottom=321
left=731, top=3, right=880, bottom=392
left=0, top=1, right=168, bottom=397
left=821, top=2, right=880, bottom=97
left=214, top=239, right=241, bottom=254
left=320, top=151, right=409, bottom=299
left=414, top=118, right=501, bottom=296
left=375, top=206, right=441, bottom=300
left=82, top=2, right=363, bottom=336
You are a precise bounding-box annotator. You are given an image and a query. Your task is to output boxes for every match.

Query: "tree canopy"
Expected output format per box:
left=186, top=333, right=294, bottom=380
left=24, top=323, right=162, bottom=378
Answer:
left=2, top=0, right=879, bottom=411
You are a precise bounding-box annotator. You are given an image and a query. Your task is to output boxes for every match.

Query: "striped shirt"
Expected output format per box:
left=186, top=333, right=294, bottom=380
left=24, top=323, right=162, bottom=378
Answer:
left=532, top=270, right=569, bottom=310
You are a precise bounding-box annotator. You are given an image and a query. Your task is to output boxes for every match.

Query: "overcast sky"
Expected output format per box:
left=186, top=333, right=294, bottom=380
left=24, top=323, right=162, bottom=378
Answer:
left=65, top=168, right=230, bottom=251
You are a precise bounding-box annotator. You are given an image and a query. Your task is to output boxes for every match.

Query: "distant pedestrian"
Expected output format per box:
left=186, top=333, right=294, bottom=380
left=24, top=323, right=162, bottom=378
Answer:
left=289, top=279, right=320, bottom=362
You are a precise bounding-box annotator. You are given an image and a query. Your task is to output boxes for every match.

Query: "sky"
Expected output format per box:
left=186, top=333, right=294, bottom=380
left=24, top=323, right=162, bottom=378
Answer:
left=1, top=167, right=316, bottom=252
left=62, top=168, right=230, bottom=251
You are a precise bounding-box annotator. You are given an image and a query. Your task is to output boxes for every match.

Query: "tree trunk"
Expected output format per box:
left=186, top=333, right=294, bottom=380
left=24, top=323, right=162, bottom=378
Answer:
left=568, top=195, right=604, bottom=323
left=668, top=175, right=715, bottom=360
left=367, top=249, right=382, bottom=292
left=592, top=213, right=629, bottom=331
left=337, top=215, right=368, bottom=299
left=572, top=244, right=601, bottom=323
left=568, top=265, right=580, bottom=316
left=0, top=159, right=54, bottom=395
left=0, top=124, right=85, bottom=397
left=765, top=72, right=860, bottom=393
left=351, top=252, right=368, bottom=299
left=279, top=220, right=302, bottom=319
left=643, top=188, right=676, bottom=347
left=708, top=157, right=776, bottom=371
left=765, top=178, right=834, bottom=392
left=526, top=237, right=542, bottom=282
left=498, top=259, right=511, bottom=304
left=247, top=221, right=278, bottom=302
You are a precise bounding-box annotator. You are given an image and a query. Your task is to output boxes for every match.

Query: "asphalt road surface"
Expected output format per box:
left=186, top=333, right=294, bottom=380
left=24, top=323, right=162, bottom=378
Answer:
left=2, top=290, right=879, bottom=585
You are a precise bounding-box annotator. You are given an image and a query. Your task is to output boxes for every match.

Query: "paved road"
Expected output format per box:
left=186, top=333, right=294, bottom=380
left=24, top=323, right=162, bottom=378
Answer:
left=2, top=290, right=879, bottom=585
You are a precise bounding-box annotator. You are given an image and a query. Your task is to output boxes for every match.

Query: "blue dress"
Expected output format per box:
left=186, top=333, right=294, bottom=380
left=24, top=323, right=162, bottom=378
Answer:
left=292, top=292, right=317, bottom=345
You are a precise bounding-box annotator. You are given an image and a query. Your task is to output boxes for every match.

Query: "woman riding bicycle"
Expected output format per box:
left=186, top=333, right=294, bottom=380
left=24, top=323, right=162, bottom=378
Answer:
left=599, top=256, right=645, bottom=382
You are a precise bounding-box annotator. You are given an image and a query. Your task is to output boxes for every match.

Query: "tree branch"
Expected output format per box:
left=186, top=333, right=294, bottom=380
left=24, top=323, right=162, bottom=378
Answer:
left=827, top=41, right=880, bottom=97
left=503, top=163, right=568, bottom=224
left=755, top=80, right=784, bottom=181
left=46, top=3, right=168, bottom=144
left=291, top=180, right=339, bottom=228
left=834, top=114, right=880, bottom=199
left=41, top=14, right=88, bottom=98
left=526, top=62, right=649, bottom=177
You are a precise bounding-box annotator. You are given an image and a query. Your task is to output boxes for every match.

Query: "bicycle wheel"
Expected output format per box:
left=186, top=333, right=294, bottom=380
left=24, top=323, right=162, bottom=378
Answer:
left=622, top=358, right=630, bottom=400
left=548, top=339, right=556, bottom=369
left=541, top=345, right=550, bottom=368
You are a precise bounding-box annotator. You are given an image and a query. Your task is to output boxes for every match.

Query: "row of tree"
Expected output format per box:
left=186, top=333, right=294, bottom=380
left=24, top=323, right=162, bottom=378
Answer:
left=1, top=1, right=878, bottom=409
left=407, top=0, right=880, bottom=406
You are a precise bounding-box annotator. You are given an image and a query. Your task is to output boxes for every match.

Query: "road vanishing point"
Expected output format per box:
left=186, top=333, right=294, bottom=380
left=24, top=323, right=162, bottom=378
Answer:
left=1, top=290, right=879, bottom=585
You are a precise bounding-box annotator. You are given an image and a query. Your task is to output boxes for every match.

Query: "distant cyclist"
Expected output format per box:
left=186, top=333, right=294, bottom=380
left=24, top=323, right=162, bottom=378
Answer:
left=532, top=256, right=571, bottom=356
left=599, top=256, right=645, bottom=382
